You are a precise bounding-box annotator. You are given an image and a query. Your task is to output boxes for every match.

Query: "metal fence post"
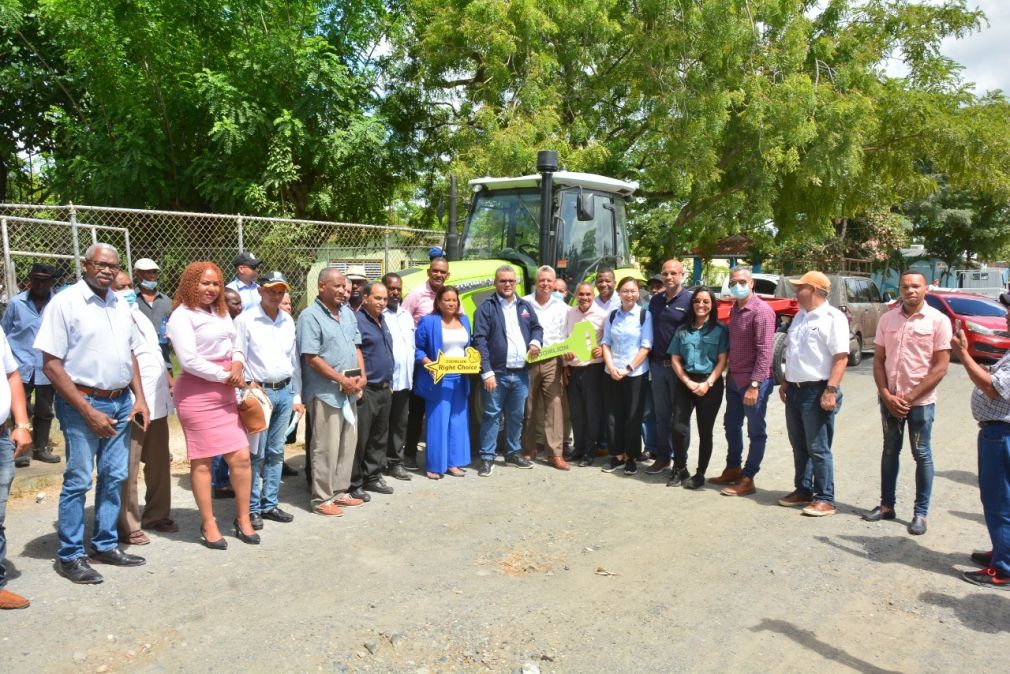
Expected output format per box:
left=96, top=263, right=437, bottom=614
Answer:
left=237, top=215, right=244, bottom=253
left=123, top=227, right=133, bottom=275
left=1, top=217, right=16, bottom=299
left=384, top=230, right=390, bottom=273
left=69, top=203, right=82, bottom=278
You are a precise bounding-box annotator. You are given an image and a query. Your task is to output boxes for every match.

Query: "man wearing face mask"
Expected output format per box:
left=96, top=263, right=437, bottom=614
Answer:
left=133, top=258, right=173, bottom=370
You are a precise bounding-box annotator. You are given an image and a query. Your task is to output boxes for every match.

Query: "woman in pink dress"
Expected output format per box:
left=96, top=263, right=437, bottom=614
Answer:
left=166, top=262, right=259, bottom=548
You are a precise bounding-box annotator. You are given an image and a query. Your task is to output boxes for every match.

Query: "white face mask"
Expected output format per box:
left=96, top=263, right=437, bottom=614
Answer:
left=729, top=283, right=750, bottom=299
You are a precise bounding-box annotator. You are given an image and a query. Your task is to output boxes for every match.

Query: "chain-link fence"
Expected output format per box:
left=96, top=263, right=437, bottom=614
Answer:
left=0, top=204, right=446, bottom=307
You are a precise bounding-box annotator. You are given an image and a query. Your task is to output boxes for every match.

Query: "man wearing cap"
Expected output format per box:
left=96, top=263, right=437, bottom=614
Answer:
left=2, top=263, right=61, bottom=466
left=133, top=258, right=173, bottom=368
left=777, top=272, right=849, bottom=517
left=345, top=265, right=369, bottom=312
left=382, top=272, right=414, bottom=481
left=952, top=292, right=1010, bottom=588
left=862, top=270, right=951, bottom=536
left=235, top=271, right=303, bottom=528
left=227, top=251, right=262, bottom=311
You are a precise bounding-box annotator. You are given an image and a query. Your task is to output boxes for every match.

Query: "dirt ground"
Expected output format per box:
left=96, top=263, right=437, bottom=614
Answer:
left=2, top=360, right=1008, bottom=673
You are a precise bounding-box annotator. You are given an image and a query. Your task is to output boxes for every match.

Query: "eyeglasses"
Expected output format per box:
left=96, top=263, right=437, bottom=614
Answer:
left=86, top=260, right=121, bottom=272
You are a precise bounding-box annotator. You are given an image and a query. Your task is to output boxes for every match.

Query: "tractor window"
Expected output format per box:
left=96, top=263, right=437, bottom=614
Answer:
left=461, top=191, right=541, bottom=261
left=559, top=191, right=630, bottom=285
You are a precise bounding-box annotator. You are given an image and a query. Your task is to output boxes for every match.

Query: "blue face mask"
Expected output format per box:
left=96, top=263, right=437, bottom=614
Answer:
left=139, top=280, right=158, bottom=291
left=552, top=291, right=566, bottom=303
left=116, top=289, right=137, bottom=307
left=728, top=282, right=750, bottom=299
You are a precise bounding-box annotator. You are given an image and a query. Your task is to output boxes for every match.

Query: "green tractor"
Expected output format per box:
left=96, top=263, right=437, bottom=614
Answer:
left=400, top=150, right=644, bottom=313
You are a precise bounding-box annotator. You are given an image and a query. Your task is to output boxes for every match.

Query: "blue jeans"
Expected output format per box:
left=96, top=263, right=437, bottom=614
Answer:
left=978, top=423, right=1010, bottom=577
left=249, top=386, right=294, bottom=515
left=880, top=402, right=934, bottom=516
left=479, top=369, right=529, bottom=461
left=55, top=393, right=133, bottom=561
left=0, top=432, right=13, bottom=589
left=212, top=455, right=230, bottom=489
left=785, top=384, right=842, bottom=504
left=723, top=377, right=774, bottom=478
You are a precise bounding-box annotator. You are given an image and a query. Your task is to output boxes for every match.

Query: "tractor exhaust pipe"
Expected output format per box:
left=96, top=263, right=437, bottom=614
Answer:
left=536, top=150, right=558, bottom=268
left=445, top=174, right=458, bottom=260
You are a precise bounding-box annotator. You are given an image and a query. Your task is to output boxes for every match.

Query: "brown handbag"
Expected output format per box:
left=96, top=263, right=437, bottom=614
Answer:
left=238, top=385, right=273, bottom=434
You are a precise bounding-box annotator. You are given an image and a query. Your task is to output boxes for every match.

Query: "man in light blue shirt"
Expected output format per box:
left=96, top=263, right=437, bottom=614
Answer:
left=1, top=263, right=60, bottom=466
left=226, top=251, right=262, bottom=311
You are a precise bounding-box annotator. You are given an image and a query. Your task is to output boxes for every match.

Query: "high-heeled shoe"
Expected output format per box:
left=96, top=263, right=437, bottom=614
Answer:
left=233, top=519, right=260, bottom=545
left=200, top=526, right=228, bottom=550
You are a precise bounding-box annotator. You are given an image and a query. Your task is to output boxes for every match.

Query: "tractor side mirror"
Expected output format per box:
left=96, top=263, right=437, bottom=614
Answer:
left=577, top=188, right=595, bottom=221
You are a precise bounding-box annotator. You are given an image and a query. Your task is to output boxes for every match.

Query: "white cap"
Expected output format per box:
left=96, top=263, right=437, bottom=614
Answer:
left=134, top=258, right=160, bottom=271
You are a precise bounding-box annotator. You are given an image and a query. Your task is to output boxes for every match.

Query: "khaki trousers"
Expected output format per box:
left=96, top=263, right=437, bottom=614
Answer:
left=522, top=358, right=564, bottom=457
left=118, top=416, right=171, bottom=537
left=309, top=398, right=357, bottom=507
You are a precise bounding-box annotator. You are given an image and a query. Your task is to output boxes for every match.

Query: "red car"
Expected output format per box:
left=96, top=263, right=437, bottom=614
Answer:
left=925, top=291, right=1010, bottom=361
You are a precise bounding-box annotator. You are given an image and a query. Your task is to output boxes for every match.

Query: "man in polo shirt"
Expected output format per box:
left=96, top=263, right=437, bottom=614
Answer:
left=645, top=259, right=693, bottom=480
left=350, top=282, right=396, bottom=498
left=563, top=282, right=608, bottom=466
left=594, top=268, right=619, bottom=313
left=522, top=265, right=570, bottom=470
left=382, top=272, right=414, bottom=482
left=862, top=270, right=951, bottom=536
left=2, top=263, right=60, bottom=467
left=227, top=251, right=262, bottom=311
left=778, top=271, right=849, bottom=517
left=235, top=271, right=303, bottom=528
left=713, top=265, right=776, bottom=497
left=133, top=257, right=174, bottom=368
left=473, top=265, right=543, bottom=477
left=34, top=243, right=150, bottom=584
left=298, top=268, right=365, bottom=516
left=401, top=256, right=451, bottom=469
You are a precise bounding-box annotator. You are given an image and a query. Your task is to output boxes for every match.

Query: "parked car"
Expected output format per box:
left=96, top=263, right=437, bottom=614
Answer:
left=925, top=291, right=1010, bottom=362
left=777, top=274, right=890, bottom=366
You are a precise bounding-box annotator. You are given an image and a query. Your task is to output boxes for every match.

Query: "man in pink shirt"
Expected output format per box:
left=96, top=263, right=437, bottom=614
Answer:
left=863, top=270, right=951, bottom=536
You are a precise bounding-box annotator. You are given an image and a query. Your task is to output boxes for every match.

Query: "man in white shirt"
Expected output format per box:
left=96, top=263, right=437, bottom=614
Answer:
left=226, top=251, right=262, bottom=311
left=382, top=273, right=415, bottom=481
left=235, top=271, right=303, bottom=528
left=563, top=282, right=608, bottom=467
left=522, top=266, right=571, bottom=470
left=593, top=268, right=620, bottom=313
left=34, top=243, right=150, bottom=584
left=778, top=271, right=850, bottom=517
left=111, top=273, right=176, bottom=546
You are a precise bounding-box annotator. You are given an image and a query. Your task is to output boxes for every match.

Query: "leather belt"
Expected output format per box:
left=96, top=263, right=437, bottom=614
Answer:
left=75, top=384, right=129, bottom=399
left=661, top=358, right=673, bottom=367
left=979, top=420, right=1010, bottom=429
left=787, top=380, right=827, bottom=389
left=367, top=381, right=390, bottom=390
left=255, top=378, right=290, bottom=390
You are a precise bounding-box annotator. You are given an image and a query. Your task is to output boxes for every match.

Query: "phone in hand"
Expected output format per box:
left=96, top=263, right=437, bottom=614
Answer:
left=132, top=412, right=145, bottom=428
left=954, top=318, right=962, bottom=335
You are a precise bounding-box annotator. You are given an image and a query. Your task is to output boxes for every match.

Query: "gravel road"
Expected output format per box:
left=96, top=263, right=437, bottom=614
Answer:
left=2, top=361, right=1006, bottom=673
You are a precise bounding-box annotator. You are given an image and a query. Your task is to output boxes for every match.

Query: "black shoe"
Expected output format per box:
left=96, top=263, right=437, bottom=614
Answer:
left=666, top=467, right=691, bottom=486
left=56, top=557, right=104, bottom=584
left=972, top=550, right=994, bottom=566
left=281, top=462, right=298, bottom=477
left=404, top=458, right=420, bottom=471
left=233, top=520, right=261, bottom=545
left=349, top=487, right=372, bottom=503
left=365, top=478, right=394, bottom=495
left=908, top=515, right=927, bottom=536
left=681, top=473, right=706, bottom=490
left=14, top=455, right=29, bottom=468
left=387, top=464, right=412, bottom=481
left=624, top=459, right=638, bottom=475
left=862, top=506, right=896, bottom=522
left=478, top=460, right=494, bottom=477
left=962, top=567, right=1010, bottom=590
left=578, top=455, right=593, bottom=467
left=32, top=448, right=61, bottom=463
left=200, top=526, right=228, bottom=550
left=505, top=453, right=533, bottom=469
left=88, top=547, right=146, bottom=567
left=261, top=507, right=294, bottom=523
left=249, top=513, right=264, bottom=530
left=645, top=460, right=671, bottom=475
left=601, top=457, right=625, bottom=473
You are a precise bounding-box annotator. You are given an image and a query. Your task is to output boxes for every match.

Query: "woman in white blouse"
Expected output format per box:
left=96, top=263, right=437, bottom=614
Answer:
left=166, top=262, right=258, bottom=549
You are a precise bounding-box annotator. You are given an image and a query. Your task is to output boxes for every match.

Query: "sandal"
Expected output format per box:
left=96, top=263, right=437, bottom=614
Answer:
left=426, top=472, right=443, bottom=480
left=447, top=467, right=465, bottom=477
left=124, top=530, right=151, bottom=546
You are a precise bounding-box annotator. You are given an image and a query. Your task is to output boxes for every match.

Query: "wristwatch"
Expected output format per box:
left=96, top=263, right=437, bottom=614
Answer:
left=624, top=365, right=633, bottom=374
left=824, top=385, right=839, bottom=393
left=14, top=422, right=32, bottom=432
left=750, top=380, right=760, bottom=389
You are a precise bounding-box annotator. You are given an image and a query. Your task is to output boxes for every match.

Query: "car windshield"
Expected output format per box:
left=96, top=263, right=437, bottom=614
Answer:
left=946, top=296, right=1007, bottom=317
left=460, top=190, right=541, bottom=261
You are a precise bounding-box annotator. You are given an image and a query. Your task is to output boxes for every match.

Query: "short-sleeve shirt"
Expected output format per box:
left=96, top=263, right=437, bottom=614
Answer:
left=601, top=305, right=653, bottom=377
left=649, top=288, right=692, bottom=361
left=298, top=300, right=361, bottom=408
left=564, top=303, right=608, bottom=366
left=668, top=322, right=729, bottom=375
left=524, top=293, right=569, bottom=347
left=0, top=290, right=51, bottom=385
left=34, top=279, right=138, bottom=390
left=402, top=281, right=438, bottom=326
left=783, top=301, right=850, bottom=383
left=136, top=290, right=174, bottom=365
left=234, top=303, right=301, bottom=403
left=874, top=303, right=951, bottom=406
left=355, top=310, right=394, bottom=385
left=0, top=327, right=21, bottom=425
left=226, top=278, right=259, bottom=311
left=972, top=351, right=1010, bottom=422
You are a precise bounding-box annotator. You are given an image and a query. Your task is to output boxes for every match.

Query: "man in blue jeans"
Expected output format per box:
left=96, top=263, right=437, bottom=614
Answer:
left=777, top=272, right=849, bottom=517
left=0, top=324, right=35, bottom=608
left=234, top=271, right=302, bottom=529
left=34, top=243, right=150, bottom=584
left=473, top=265, right=543, bottom=477
left=712, top=266, right=776, bottom=496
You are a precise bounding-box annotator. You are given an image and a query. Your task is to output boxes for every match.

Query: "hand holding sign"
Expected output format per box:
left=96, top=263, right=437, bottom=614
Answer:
left=425, top=347, right=482, bottom=384
left=527, top=320, right=596, bottom=364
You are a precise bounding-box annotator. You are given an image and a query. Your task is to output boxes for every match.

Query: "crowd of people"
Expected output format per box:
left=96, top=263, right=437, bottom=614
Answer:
left=1, top=243, right=1009, bottom=611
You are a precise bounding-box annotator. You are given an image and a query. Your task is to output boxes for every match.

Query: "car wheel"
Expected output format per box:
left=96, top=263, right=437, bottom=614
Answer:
left=773, top=331, right=788, bottom=385
left=848, top=334, right=863, bottom=366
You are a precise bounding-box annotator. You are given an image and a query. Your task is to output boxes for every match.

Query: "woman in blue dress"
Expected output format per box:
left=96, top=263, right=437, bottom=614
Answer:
left=414, top=286, right=471, bottom=479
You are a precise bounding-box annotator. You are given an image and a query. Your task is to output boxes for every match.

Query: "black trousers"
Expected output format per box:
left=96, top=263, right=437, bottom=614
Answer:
left=404, top=391, right=426, bottom=463
left=24, top=381, right=55, bottom=449
left=386, top=389, right=411, bottom=467
left=350, top=385, right=392, bottom=490
left=671, top=375, right=724, bottom=474
left=605, top=373, right=648, bottom=460
left=567, top=363, right=604, bottom=459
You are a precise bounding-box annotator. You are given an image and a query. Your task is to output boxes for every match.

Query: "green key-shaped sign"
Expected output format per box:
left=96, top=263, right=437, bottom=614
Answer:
left=527, top=320, right=597, bottom=363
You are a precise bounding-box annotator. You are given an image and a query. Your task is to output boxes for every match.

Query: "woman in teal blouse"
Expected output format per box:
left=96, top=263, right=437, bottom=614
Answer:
left=667, top=287, right=729, bottom=489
